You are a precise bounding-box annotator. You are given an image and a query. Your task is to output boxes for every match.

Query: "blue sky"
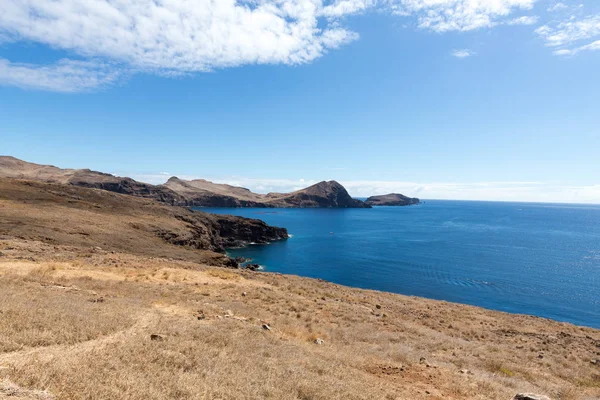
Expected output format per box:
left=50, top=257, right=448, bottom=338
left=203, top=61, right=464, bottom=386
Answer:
left=1, top=0, right=599, bottom=203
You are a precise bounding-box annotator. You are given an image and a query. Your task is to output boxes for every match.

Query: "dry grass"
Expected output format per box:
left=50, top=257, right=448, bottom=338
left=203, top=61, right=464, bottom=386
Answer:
left=206, top=268, right=242, bottom=281
left=0, top=379, right=54, bottom=399
left=1, top=240, right=599, bottom=400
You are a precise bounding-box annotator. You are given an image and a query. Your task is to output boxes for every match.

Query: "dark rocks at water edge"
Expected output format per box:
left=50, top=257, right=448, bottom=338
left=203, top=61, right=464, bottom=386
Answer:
left=157, top=213, right=289, bottom=253
left=365, top=193, right=420, bottom=206
left=244, top=263, right=262, bottom=271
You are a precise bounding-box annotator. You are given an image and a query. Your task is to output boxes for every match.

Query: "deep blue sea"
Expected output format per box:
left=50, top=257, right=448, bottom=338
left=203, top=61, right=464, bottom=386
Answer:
left=197, top=201, right=600, bottom=329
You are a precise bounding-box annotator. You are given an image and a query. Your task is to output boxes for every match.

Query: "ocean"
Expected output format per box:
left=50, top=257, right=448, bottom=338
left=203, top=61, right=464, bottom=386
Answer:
left=196, top=200, right=600, bottom=329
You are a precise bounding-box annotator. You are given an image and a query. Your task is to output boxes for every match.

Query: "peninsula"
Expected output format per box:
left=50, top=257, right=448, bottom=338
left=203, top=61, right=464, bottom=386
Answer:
left=0, top=156, right=370, bottom=209
left=365, top=193, right=421, bottom=206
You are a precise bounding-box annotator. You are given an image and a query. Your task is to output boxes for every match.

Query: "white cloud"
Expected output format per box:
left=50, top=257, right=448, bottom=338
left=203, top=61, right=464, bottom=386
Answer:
left=553, top=48, right=574, bottom=55
left=536, top=14, right=600, bottom=47
left=390, top=0, right=538, bottom=32
left=0, top=0, right=358, bottom=91
left=507, top=15, right=539, bottom=25
left=321, top=0, right=375, bottom=17
left=553, top=39, right=600, bottom=55
left=536, top=14, right=600, bottom=56
left=125, top=172, right=600, bottom=204
left=451, top=49, right=475, bottom=58
left=0, top=58, right=120, bottom=92
left=0, top=0, right=570, bottom=91
left=547, top=2, right=568, bottom=12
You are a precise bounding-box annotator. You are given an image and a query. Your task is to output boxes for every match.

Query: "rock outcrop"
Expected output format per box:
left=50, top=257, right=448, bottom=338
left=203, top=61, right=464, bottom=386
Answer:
left=512, top=394, right=551, bottom=400
left=365, top=193, right=420, bottom=206
left=0, top=156, right=369, bottom=208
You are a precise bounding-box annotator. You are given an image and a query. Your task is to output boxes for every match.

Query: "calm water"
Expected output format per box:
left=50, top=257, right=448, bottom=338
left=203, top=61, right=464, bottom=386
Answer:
left=197, top=201, right=600, bottom=328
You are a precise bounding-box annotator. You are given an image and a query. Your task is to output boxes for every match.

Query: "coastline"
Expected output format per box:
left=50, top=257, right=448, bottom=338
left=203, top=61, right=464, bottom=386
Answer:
left=200, top=203, right=600, bottom=330
left=1, top=177, right=599, bottom=398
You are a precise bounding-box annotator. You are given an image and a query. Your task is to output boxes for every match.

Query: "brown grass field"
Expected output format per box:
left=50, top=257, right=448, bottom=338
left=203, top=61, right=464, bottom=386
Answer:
left=1, top=179, right=599, bottom=399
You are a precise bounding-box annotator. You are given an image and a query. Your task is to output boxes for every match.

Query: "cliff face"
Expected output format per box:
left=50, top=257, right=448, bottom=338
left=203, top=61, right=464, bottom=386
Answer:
left=365, top=193, right=420, bottom=206
left=1, top=157, right=369, bottom=208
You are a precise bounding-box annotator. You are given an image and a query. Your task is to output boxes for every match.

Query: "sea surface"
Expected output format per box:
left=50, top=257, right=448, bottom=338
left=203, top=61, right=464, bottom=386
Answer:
left=196, top=201, right=600, bottom=329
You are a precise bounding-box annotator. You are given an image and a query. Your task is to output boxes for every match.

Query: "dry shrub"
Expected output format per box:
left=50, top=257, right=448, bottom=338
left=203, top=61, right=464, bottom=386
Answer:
left=206, top=269, right=240, bottom=281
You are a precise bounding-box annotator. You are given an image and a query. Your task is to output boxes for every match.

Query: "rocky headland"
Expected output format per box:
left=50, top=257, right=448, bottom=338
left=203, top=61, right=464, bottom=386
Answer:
left=365, top=193, right=420, bottom=206
left=0, top=156, right=370, bottom=208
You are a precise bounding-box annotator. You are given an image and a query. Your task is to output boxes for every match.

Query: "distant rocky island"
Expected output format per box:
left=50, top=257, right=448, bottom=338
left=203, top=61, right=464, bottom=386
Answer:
left=365, top=193, right=420, bottom=206
left=0, top=156, right=370, bottom=209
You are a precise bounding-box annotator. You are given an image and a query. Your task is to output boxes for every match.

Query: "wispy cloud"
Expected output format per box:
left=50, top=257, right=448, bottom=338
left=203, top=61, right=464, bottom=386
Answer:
left=552, top=39, right=600, bottom=55
left=390, top=0, right=538, bottom=32
left=451, top=49, right=476, bottom=58
left=0, top=0, right=551, bottom=92
left=124, top=172, right=600, bottom=204
left=0, top=58, right=121, bottom=92
left=536, top=14, right=600, bottom=55
left=507, top=15, right=539, bottom=25
left=547, top=2, right=568, bottom=12
left=321, top=0, right=375, bottom=17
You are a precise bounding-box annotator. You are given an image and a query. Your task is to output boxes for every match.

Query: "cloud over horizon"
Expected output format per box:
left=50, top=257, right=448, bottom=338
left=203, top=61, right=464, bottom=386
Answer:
left=0, top=0, right=560, bottom=92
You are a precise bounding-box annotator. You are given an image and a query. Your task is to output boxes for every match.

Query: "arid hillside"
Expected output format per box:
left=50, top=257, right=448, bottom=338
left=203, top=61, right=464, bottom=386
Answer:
left=0, top=178, right=599, bottom=400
